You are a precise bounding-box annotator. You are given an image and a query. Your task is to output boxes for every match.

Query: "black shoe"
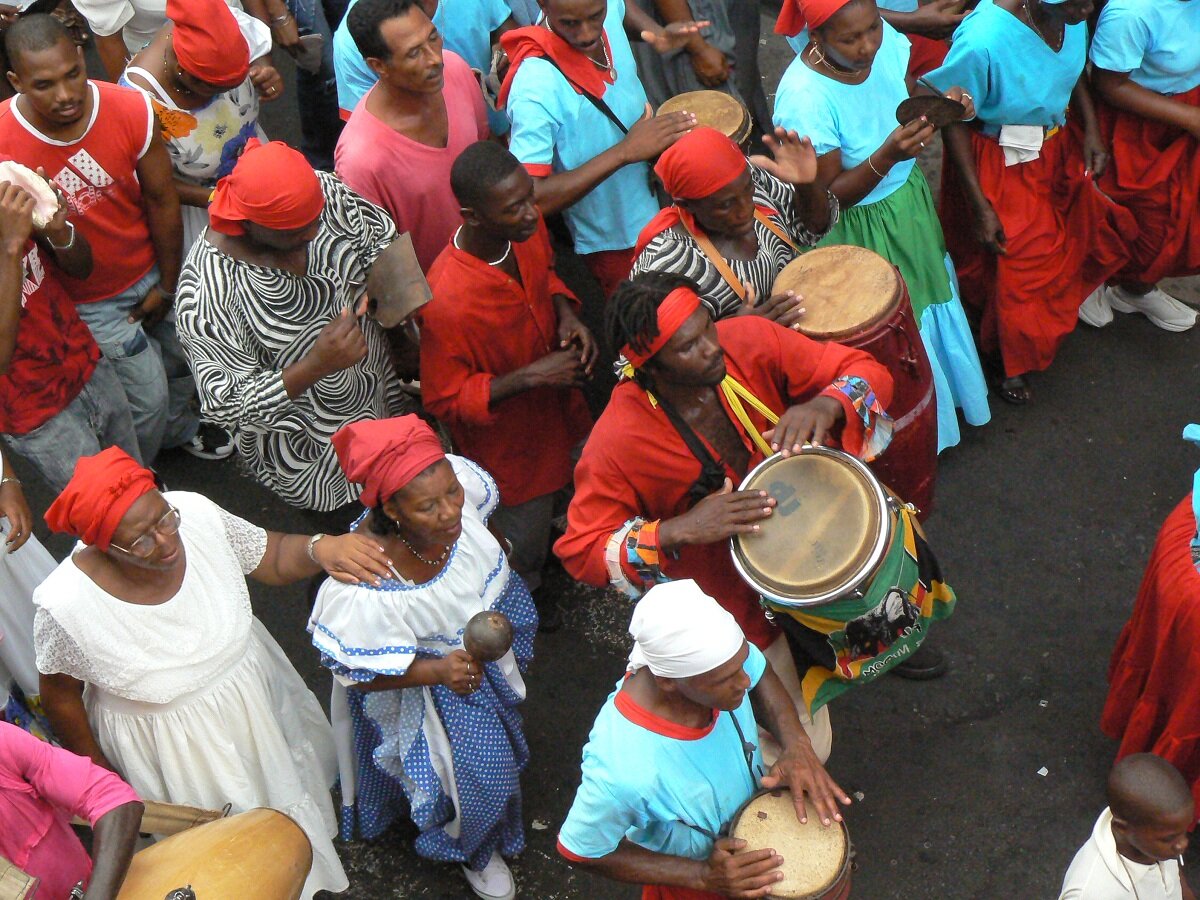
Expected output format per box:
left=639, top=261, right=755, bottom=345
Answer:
left=532, top=590, right=564, bottom=633
left=889, top=643, right=948, bottom=680
left=182, top=422, right=235, bottom=460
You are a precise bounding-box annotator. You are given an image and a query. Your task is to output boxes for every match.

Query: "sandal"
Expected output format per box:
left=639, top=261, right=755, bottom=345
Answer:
left=996, top=375, right=1030, bottom=405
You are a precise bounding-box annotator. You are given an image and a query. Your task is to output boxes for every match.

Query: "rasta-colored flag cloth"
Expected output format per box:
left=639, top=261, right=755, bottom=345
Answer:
left=767, top=504, right=956, bottom=714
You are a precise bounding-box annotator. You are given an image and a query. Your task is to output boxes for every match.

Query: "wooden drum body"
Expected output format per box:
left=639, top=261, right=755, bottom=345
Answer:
left=117, top=808, right=312, bottom=900
left=730, top=790, right=852, bottom=900
left=774, top=245, right=937, bottom=518
left=657, top=91, right=752, bottom=146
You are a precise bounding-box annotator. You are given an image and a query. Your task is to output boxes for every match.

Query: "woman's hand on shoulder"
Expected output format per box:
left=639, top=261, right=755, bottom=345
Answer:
left=312, top=533, right=395, bottom=586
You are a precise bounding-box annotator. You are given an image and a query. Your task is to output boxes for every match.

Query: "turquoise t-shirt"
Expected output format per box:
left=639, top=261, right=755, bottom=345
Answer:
left=1090, top=0, right=1200, bottom=95
left=774, top=20, right=913, bottom=207
left=505, top=0, right=660, bottom=254
left=333, top=0, right=511, bottom=119
left=558, top=643, right=767, bottom=861
left=924, top=0, right=1087, bottom=136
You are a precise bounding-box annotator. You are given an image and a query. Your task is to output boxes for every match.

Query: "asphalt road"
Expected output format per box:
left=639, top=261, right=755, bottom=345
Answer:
left=30, top=19, right=1200, bottom=899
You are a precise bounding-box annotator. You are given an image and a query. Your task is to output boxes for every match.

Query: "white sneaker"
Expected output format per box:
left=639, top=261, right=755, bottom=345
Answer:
left=463, top=852, right=516, bottom=900
left=1078, top=286, right=1113, bottom=327
left=1105, top=284, right=1198, bottom=332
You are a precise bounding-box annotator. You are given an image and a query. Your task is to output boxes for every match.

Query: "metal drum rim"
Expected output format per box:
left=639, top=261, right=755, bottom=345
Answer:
left=730, top=447, right=892, bottom=608
left=728, top=787, right=852, bottom=900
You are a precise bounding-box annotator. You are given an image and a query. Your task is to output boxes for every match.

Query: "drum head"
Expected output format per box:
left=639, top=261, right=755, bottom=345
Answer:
left=773, top=246, right=901, bottom=341
left=732, top=449, right=889, bottom=606
left=731, top=790, right=849, bottom=899
left=657, top=90, right=751, bottom=144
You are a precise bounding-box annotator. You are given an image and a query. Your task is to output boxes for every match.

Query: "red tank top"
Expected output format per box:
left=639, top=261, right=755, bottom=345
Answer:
left=0, top=81, right=157, bottom=303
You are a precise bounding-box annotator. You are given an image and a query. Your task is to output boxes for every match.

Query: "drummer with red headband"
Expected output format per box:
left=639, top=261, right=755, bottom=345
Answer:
left=556, top=272, right=907, bottom=759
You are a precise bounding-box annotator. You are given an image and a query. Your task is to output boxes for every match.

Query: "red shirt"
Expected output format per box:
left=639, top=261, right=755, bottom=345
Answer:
left=0, top=81, right=157, bottom=303
left=421, top=219, right=593, bottom=506
left=554, top=317, right=893, bottom=648
left=0, top=241, right=99, bottom=434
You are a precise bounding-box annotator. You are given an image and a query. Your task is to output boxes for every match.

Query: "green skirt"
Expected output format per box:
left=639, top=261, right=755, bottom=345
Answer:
left=816, top=165, right=952, bottom=323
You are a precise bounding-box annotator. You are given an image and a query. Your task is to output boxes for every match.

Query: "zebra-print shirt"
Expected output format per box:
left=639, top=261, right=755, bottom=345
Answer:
left=176, top=173, right=411, bottom=512
left=630, top=165, right=839, bottom=320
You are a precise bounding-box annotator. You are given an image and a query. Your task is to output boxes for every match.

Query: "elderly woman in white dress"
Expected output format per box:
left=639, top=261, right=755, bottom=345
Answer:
left=33, top=446, right=397, bottom=898
left=309, top=416, right=537, bottom=900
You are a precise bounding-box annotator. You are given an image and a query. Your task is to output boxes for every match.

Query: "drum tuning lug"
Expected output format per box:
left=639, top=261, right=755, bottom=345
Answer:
left=165, top=887, right=196, bottom=900
left=762, top=607, right=776, bottom=622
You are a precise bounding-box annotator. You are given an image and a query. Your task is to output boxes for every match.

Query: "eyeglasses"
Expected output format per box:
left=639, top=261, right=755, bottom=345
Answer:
left=110, top=506, right=182, bottom=558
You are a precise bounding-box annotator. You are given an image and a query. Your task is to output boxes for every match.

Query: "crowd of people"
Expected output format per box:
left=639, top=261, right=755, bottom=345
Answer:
left=0, top=0, right=1196, bottom=894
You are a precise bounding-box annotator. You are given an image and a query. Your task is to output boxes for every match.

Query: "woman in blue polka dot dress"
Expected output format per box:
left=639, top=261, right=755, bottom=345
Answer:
left=307, top=415, right=537, bottom=900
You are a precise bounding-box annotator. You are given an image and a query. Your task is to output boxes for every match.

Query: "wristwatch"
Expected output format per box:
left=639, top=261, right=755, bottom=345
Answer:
left=307, top=533, right=326, bottom=562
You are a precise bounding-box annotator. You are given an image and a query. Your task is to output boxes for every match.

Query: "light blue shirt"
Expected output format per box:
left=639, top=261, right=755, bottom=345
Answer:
left=505, top=0, right=660, bottom=254
left=333, top=0, right=511, bottom=125
left=1090, top=0, right=1200, bottom=95
left=924, top=0, right=1086, bottom=136
left=558, top=644, right=768, bottom=861
left=775, top=21, right=913, bottom=207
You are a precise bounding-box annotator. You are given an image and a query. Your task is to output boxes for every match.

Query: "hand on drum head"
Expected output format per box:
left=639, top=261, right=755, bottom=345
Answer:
left=739, top=282, right=806, bottom=330
left=761, top=743, right=852, bottom=827
left=658, top=478, right=775, bottom=549
left=764, top=396, right=845, bottom=455
left=700, top=837, right=785, bottom=898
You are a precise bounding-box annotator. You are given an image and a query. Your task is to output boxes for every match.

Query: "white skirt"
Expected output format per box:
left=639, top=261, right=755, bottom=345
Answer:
left=87, top=618, right=348, bottom=897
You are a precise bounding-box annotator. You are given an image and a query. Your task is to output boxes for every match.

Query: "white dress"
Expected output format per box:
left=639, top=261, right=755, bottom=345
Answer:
left=31, top=490, right=347, bottom=898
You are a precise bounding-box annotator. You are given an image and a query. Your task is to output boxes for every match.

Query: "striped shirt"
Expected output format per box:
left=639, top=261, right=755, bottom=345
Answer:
left=176, top=173, right=410, bottom=511
left=630, top=164, right=838, bottom=320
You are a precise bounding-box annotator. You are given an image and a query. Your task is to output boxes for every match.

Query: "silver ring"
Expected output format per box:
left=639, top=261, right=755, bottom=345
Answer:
left=919, top=142, right=926, bottom=149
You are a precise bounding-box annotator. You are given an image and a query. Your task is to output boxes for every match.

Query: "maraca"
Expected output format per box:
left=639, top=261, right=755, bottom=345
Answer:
left=462, top=610, right=514, bottom=663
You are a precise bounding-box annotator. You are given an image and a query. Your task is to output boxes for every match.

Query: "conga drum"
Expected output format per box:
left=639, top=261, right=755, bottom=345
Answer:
left=657, top=90, right=753, bottom=146
left=773, top=245, right=937, bottom=518
left=731, top=448, right=956, bottom=711
left=729, top=789, right=851, bottom=899
left=117, top=808, right=313, bottom=900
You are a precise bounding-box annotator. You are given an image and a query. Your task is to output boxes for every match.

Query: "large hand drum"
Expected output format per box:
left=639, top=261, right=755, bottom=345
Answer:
left=730, top=789, right=852, bottom=900
left=117, top=808, right=312, bottom=900
left=732, top=446, right=893, bottom=608
left=774, top=245, right=937, bottom=517
left=657, top=90, right=753, bottom=146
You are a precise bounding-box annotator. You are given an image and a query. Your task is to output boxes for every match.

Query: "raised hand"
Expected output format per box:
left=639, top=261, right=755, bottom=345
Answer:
left=750, top=127, right=819, bottom=187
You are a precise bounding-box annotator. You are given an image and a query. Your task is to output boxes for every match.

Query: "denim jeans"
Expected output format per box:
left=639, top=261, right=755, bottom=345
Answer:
left=288, top=0, right=348, bottom=170
left=74, top=267, right=199, bottom=464
left=2, top=358, right=141, bottom=493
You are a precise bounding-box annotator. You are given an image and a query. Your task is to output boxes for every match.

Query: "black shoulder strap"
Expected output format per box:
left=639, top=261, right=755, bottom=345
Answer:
left=655, top=390, right=729, bottom=508
left=538, top=54, right=629, bottom=135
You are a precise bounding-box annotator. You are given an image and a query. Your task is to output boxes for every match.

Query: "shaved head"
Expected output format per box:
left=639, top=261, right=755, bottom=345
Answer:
left=1108, top=754, right=1193, bottom=827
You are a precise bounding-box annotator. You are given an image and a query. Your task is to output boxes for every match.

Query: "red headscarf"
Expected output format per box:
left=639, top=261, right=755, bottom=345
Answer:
left=622, top=286, right=702, bottom=367
left=497, top=25, right=615, bottom=108
left=44, top=448, right=158, bottom=551
left=633, top=127, right=749, bottom=258
left=332, top=416, right=448, bottom=508
left=208, top=139, right=325, bottom=236
left=775, top=0, right=853, bottom=37
left=168, top=0, right=250, bottom=89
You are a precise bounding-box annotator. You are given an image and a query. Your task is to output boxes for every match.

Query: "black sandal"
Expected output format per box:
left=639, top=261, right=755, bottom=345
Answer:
left=996, top=375, right=1030, bottom=405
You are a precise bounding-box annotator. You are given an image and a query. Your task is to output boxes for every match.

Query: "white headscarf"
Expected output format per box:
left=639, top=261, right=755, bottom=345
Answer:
left=628, top=580, right=746, bottom=679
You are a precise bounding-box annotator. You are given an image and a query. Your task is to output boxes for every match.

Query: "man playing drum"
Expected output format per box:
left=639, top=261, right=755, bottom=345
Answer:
left=557, top=579, right=851, bottom=899
left=556, top=272, right=915, bottom=759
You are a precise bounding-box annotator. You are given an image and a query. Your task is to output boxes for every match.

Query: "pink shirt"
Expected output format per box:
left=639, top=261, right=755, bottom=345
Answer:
left=334, top=50, right=488, bottom=273
left=0, top=722, right=140, bottom=897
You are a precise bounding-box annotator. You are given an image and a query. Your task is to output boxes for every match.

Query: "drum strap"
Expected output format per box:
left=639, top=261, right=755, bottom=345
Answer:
left=655, top=390, right=729, bottom=508
left=681, top=211, right=800, bottom=304
left=719, top=376, right=778, bottom=457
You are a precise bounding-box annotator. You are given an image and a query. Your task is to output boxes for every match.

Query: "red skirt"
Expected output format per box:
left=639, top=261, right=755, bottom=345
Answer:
left=1095, top=85, right=1200, bottom=285
left=1102, top=496, right=1200, bottom=819
left=643, top=886, right=723, bottom=900
left=907, top=35, right=948, bottom=81
left=939, top=124, right=1138, bottom=378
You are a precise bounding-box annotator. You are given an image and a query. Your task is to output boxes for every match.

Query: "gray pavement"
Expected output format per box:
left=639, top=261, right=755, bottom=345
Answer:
left=33, top=20, right=1200, bottom=899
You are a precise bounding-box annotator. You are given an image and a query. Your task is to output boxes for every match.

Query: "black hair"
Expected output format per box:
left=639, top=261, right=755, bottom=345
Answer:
left=347, top=0, right=422, bottom=62
left=369, top=505, right=403, bottom=536
left=4, top=14, right=72, bottom=72
left=604, top=271, right=702, bottom=372
left=449, top=140, right=522, bottom=211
